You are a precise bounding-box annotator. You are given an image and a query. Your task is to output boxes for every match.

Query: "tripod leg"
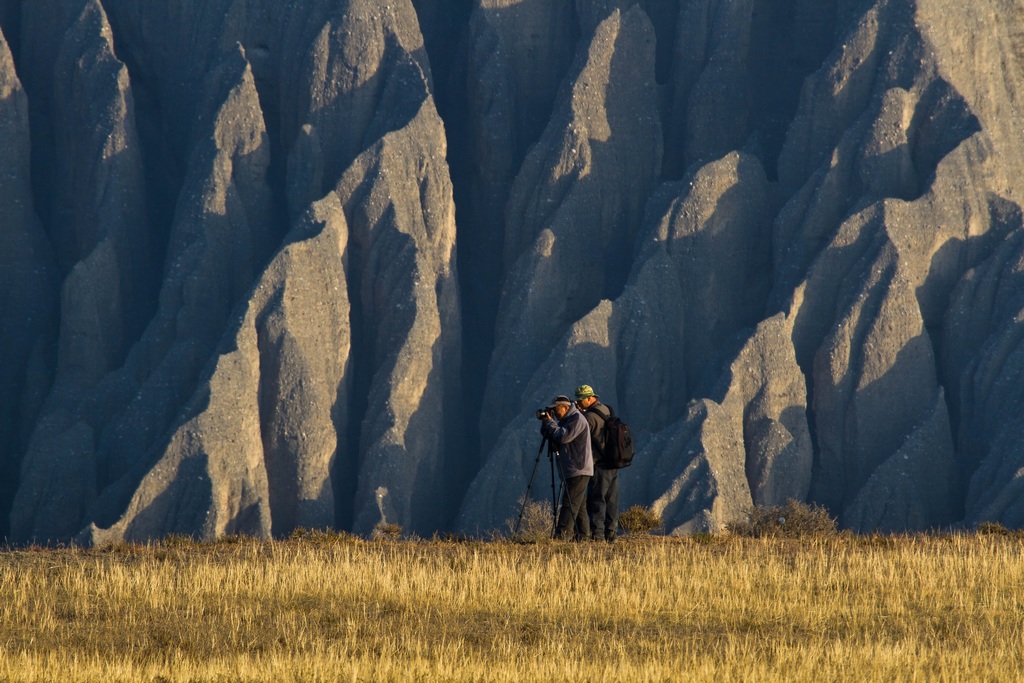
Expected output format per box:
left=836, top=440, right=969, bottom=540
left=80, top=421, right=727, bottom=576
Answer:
left=549, top=445, right=558, bottom=537
left=514, top=437, right=549, bottom=537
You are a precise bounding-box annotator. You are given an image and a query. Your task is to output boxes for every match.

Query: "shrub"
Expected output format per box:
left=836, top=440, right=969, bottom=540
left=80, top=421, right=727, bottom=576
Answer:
left=976, top=521, right=1008, bottom=535
left=160, top=533, right=198, bottom=548
left=289, top=527, right=363, bottom=545
left=619, top=505, right=663, bottom=535
left=506, top=498, right=554, bottom=542
left=974, top=521, right=1023, bottom=537
left=373, top=522, right=403, bottom=540
left=729, top=499, right=837, bottom=538
left=211, top=533, right=250, bottom=545
left=689, top=532, right=728, bottom=546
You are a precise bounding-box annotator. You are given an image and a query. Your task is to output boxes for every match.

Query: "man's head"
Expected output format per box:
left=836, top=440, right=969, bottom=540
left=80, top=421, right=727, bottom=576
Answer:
left=574, top=384, right=598, bottom=409
left=550, top=395, right=573, bottom=420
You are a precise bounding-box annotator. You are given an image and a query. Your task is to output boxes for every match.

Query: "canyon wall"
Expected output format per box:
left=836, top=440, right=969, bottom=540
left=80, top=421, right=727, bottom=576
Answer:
left=3, top=0, right=1024, bottom=542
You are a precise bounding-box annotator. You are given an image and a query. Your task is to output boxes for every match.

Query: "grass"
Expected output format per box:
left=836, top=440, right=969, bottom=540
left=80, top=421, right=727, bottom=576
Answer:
left=2, top=534, right=1024, bottom=681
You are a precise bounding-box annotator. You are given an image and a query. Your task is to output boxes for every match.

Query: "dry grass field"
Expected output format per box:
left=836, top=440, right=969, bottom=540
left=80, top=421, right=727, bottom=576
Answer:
left=2, top=532, right=1024, bottom=682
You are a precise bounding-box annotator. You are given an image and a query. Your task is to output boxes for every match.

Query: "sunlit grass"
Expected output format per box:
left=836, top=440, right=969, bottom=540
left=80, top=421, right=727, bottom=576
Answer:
left=2, top=533, right=1023, bottom=681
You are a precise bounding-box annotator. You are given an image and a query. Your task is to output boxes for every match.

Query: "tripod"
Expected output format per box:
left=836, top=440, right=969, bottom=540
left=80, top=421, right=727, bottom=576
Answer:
left=513, top=435, right=584, bottom=539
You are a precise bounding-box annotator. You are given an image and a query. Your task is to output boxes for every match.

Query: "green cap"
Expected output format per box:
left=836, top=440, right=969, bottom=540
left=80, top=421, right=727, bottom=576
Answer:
left=574, top=384, right=597, bottom=400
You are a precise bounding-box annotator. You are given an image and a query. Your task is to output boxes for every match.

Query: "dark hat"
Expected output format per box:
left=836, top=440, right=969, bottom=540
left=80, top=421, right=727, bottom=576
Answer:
left=551, top=395, right=572, bottom=407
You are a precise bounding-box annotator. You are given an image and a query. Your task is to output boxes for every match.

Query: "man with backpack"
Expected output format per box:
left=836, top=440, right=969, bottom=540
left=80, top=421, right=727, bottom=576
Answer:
left=575, top=384, right=623, bottom=542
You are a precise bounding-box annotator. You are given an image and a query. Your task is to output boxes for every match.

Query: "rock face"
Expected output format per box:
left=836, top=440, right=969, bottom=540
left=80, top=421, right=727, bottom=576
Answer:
left=480, top=7, right=662, bottom=449
left=4, top=0, right=1024, bottom=543
left=84, top=195, right=349, bottom=544
left=460, top=151, right=806, bottom=533
left=7, top=0, right=460, bottom=544
left=460, top=0, right=578, bottom=389
left=0, top=24, right=58, bottom=538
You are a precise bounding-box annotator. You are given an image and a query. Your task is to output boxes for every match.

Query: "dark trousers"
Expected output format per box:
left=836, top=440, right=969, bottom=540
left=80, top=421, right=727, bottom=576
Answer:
left=587, top=466, right=619, bottom=540
left=555, top=475, right=591, bottom=540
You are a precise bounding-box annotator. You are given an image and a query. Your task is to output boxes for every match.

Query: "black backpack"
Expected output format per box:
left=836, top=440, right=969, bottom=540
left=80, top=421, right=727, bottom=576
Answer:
left=601, top=407, right=635, bottom=469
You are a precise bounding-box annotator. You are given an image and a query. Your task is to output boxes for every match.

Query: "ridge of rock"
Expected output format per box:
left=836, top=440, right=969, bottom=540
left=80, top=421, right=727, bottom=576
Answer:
left=480, top=7, right=662, bottom=452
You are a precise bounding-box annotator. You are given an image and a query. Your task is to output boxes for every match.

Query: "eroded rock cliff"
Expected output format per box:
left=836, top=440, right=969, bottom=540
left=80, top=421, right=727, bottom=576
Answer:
left=4, top=0, right=1024, bottom=543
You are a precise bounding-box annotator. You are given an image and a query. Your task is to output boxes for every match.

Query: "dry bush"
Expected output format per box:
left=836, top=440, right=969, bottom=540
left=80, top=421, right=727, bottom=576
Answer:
left=973, top=521, right=1024, bottom=538
left=976, top=521, right=1010, bottom=535
left=288, top=527, right=363, bottom=546
left=373, top=522, right=404, bottom=540
left=728, top=499, right=837, bottom=538
left=619, top=504, right=663, bottom=535
left=159, top=533, right=198, bottom=548
left=506, top=497, right=554, bottom=542
left=211, top=533, right=251, bottom=545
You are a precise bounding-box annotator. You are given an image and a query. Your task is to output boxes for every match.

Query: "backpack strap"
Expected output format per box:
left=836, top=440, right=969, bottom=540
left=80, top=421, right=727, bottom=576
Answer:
left=591, top=403, right=613, bottom=421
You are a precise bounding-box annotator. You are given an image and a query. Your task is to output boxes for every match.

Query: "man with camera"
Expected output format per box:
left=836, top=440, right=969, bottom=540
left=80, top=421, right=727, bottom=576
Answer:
left=538, top=395, right=593, bottom=540
left=575, top=384, right=619, bottom=542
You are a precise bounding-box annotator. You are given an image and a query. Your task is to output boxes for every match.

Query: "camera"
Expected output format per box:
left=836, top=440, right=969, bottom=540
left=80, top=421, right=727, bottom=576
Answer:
left=535, top=407, right=552, bottom=420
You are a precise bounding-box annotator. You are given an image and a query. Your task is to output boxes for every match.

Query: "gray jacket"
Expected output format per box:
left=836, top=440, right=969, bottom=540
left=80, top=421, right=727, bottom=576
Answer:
left=582, top=401, right=614, bottom=469
left=541, top=404, right=594, bottom=478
